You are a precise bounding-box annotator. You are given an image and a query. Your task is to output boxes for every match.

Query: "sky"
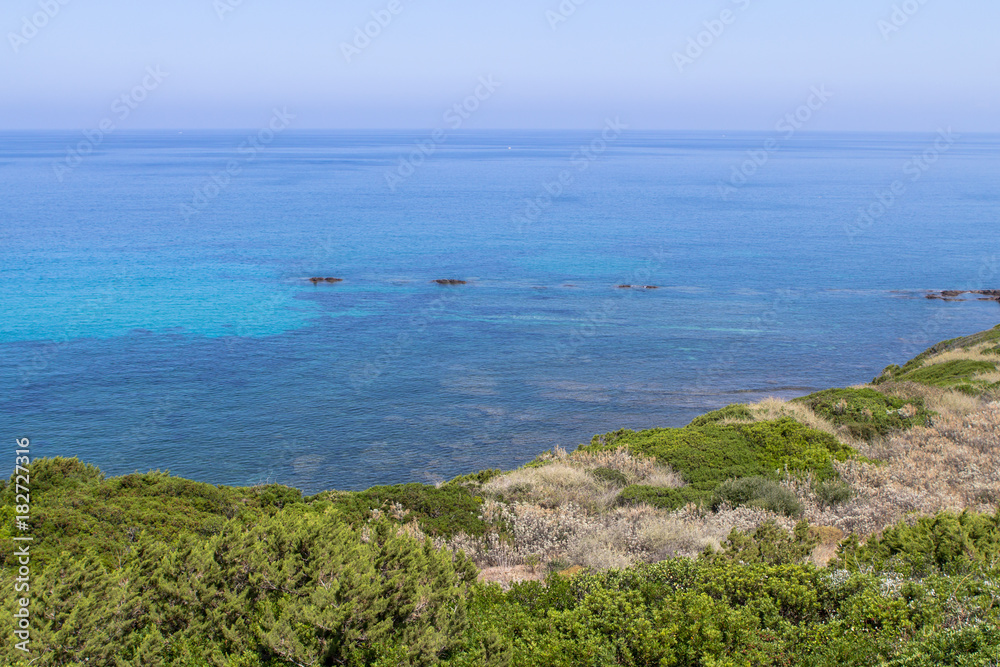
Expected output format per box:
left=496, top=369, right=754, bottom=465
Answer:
left=1, top=0, right=998, bottom=130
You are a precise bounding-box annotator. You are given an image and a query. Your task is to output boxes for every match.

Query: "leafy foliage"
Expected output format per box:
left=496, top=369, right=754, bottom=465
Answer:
left=0, top=457, right=301, bottom=569
left=1, top=513, right=476, bottom=666
left=589, top=467, right=629, bottom=487
left=321, top=482, right=487, bottom=538
left=706, top=520, right=817, bottom=565
left=874, top=324, right=1000, bottom=394
left=687, top=403, right=754, bottom=426
left=813, top=478, right=853, bottom=508
left=836, top=509, right=1000, bottom=577
left=793, top=387, right=932, bottom=440
left=582, top=418, right=854, bottom=500
left=615, top=484, right=707, bottom=510
left=711, top=476, right=803, bottom=517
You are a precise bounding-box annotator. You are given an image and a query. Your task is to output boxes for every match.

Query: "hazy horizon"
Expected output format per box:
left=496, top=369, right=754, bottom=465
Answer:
left=3, top=0, right=998, bottom=132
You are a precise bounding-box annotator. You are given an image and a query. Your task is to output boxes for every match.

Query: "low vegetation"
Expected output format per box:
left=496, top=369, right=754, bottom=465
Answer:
left=3, top=324, right=1000, bottom=665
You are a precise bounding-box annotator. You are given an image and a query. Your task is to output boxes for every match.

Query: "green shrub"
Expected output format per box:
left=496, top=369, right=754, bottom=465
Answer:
left=875, top=325, right=1000, bottom=385
left=711, top=476, right=803, bottom=517
left=447, top=469, right=505, bottom=487
left=687, top=403, right=754, bottom=426
left=813, top=479, right=853, bottom=508
left=898, top=359, right=996, bottom=388
left=1, top=515, right=477, bottom=667
left=836, top=509, right=1000, bottom=576
left=793, top=387, right=932, bottom=440
left=616, top=484, right=706, bottom=510
left=706, top=520, right=817, bottom=565
left=590, top=467, right=629, bottom=487
left=326, top=483, right=487, bottom=538
left=581, top=418, right=854, bottom=498
left=884, top=624, right=1000, bottom=666
left=0, top=458, right=291, bottom=569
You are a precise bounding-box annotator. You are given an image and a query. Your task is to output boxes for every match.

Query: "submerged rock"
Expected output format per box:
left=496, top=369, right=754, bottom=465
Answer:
left=434, top=279, right=467, bottom=285
left=309, top=277, right=343, bottom=284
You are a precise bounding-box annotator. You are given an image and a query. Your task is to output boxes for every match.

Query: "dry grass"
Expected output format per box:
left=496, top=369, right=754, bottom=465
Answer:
left=532, top=446, right=685, bottom=487
left=878, top=381, right=984, bottom=419
left=482, top=463, right=620, bottom=511
left=797, top=401, right=1000, bottom=536
left=482, top=447, right=683, bottom=512
left=921, top=343, right=999, bottom=366
left=451, top=387, right=1000, bottom=583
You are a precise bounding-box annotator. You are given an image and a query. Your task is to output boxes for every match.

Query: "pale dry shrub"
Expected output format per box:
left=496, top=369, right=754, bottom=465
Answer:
left=641, top=470, right=685, bottom=489
left=483, top=447, right=683, bottom=512
left=638, top=515, right=726, bottom=560
left=921, top=343, right=999, bottom=366
left=787, top=402, right=1000, bottom=536
left=533, top=446, right=683, bottom=487
left=483, top=463, right=620, bottom=511
left=879, top=381, right=985, bottom=420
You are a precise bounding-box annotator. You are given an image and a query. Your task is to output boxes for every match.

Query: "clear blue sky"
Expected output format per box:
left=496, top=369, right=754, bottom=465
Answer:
left=2, top=0, right=997, bottom=130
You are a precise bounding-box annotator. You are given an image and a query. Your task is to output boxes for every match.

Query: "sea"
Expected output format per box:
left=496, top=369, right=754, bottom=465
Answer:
left=2, top=130, right=998, bottom=493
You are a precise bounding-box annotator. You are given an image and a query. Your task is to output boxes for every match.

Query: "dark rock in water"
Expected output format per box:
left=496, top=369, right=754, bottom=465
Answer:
left=309, top=277, right=322, bottom=284
left=434, top=279, right=467, bottom=285
left=617, top=285, right=632, bottom=289
left=324, top=277, right=343, bottom=283
left=643, top=285, right=659, bottom=289
left=925, top=288, right=1000, bottom=302
left=309, top=277, right=343, bottom=284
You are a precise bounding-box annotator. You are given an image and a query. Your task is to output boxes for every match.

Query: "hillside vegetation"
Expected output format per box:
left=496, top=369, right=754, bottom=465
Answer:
left=2, top=324, right=1000, bottom=666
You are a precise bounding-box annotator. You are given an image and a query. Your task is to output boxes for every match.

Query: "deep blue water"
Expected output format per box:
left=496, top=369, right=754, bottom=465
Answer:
left=2, top=130, right=999, bottom=493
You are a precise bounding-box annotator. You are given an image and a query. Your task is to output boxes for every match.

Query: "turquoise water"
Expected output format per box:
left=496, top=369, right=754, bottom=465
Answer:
left=2, top=131, right=999, bottom=492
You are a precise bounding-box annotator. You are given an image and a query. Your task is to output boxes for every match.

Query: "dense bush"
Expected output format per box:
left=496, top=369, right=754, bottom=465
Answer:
left=711, top=476, right=803, bottom=516
left=581, top=418, right=854, bottom=496
left=687, top=403, right=754, bottom=426
left=323, top=483, right=487, bottom=538
left=813, top=478, right=853, bottom=508
left=456, top=550, right=1000, bottom=667
left=836, top=509, right=1000, bottom=577
left=0, top=457, right=299, bottom=569
left=1, top=514, right=477, bottom=666
left=793, top=387, right=932, bottom=440
left=706, top=520, right=817, bottom=565
left=590, top=467, right=629, bottom=487
left=615, top=484, right=707, bottom=510
left=874, top=324, right=1000, bottom=393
